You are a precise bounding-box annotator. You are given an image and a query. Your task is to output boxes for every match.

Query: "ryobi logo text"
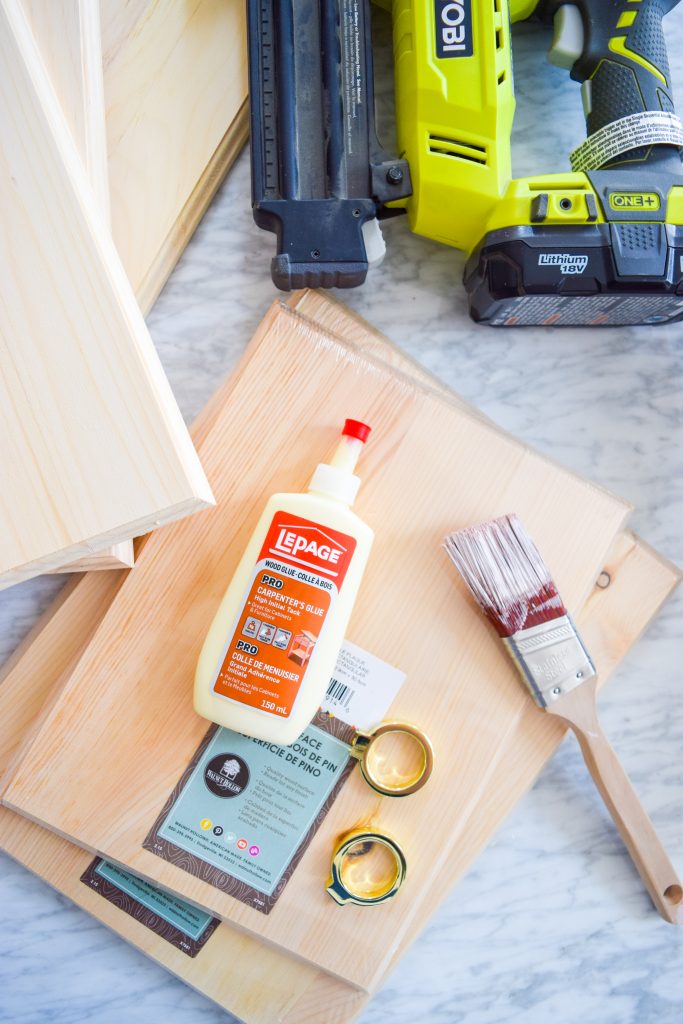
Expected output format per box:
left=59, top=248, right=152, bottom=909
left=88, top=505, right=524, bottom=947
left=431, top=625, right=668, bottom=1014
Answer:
left=270, top=526, right=346, bottom=577
left=538, top=253, right=589, bottom=275
left=434, top=0, right=473, bottom=59
left=609, top=191, right=660, bottom=212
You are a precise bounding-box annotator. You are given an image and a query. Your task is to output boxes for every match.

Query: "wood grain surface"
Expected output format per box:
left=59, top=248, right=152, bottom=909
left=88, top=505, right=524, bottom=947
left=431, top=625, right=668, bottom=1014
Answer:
left=1, top=531, right=677, bottom=1023
left=0, top=295, right=678, bottom=1018
left=23, top=0, right=109, bottom=214
left=0, top=0, right=214, bottom=587
left=100, top=0, right=248, bottom=308
left=22, top=0, right=134, bottom=572
left=0, top=297, right=631, bottom=987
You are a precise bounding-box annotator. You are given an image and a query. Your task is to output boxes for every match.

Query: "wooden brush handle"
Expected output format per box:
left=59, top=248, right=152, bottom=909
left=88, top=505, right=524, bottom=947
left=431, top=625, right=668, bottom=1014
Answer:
left=550, top=680, right=682, bottom=924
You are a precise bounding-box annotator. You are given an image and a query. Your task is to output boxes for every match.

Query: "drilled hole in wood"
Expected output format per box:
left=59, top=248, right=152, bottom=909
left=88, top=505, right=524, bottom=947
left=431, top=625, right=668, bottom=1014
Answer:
left=596, top=571, right=611, bottom=589
left=664, top=884, right=683, bottom=904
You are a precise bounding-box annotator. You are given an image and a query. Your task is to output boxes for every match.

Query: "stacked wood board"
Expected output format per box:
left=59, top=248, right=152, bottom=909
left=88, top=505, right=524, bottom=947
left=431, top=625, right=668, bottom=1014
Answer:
left=0, top=293, right=679, bottom=1018
left=100, top=0, right=249, bottom=313
left=0, top=0, right=214, bottom=588
left=1, top=292, right=679, bottom=1019
left=26, top=0, right=249, bottom=316
left=0, top=534, right=676, bottom=1022
left=24, top=0, right=110, bottom=217
left=24, top=0, right=133, bottom=572
left=0, top=296, right=643, bottom=984
left=3, top=0, right=247, bottom=580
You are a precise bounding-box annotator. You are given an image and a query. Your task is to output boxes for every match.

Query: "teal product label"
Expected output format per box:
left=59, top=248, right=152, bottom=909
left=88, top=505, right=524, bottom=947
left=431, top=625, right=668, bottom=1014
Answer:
left=143, top=712, right=355, bottom=915
left=95, top=861, right=213, bottom=939
left=80, top=858, right=220, bottom=957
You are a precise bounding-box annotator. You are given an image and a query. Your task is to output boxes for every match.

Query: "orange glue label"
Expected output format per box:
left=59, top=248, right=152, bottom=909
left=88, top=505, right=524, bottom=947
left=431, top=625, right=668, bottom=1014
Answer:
left=211, top=512, right=356, bottom=719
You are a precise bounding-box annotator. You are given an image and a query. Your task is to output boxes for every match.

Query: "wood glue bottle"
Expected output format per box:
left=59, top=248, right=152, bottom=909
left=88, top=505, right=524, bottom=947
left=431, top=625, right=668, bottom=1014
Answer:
left=194, top=420, right=374, bottom=744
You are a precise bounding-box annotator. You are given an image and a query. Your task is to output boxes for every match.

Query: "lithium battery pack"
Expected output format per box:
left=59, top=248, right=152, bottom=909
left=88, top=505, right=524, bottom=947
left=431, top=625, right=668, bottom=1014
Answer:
left=247, top=0, right=411, bottom=290
left=464, top=222, right=683, bottom=327
left=464, top=157, right=683, bottom=330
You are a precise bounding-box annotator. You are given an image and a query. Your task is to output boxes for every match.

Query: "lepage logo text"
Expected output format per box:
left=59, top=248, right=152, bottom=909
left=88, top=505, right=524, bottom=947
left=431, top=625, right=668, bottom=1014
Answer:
left=271, top=527, right=346, bottom=577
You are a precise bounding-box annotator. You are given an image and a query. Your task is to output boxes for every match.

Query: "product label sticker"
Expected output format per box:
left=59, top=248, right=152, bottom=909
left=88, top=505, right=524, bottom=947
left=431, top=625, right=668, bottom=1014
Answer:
left=80, top=858, right=219, bottom=957
left=570, top=110, right=683, bottom=174
left=341, top=0, right=365, bottom=154
left=143, top=713, right=355, bottom=915
left=322, top=640, right=406, bottom=730
left=211, top=511, right=357, bottom=720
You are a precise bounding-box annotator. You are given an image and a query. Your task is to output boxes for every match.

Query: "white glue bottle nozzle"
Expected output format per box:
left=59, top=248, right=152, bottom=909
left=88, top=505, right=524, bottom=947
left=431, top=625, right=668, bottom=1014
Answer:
left=307, top=419, right=371, bottom=506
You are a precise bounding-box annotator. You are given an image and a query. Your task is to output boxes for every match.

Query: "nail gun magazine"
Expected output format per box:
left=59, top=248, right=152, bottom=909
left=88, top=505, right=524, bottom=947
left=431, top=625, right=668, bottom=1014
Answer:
left=247, top=0, right=683, bottom=327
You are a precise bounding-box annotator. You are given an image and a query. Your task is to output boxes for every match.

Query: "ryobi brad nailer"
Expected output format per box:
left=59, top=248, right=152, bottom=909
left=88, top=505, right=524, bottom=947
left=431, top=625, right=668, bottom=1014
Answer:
left=392, top=0, right=683, bottom=326
left=247, top=0, right=683, bottom=327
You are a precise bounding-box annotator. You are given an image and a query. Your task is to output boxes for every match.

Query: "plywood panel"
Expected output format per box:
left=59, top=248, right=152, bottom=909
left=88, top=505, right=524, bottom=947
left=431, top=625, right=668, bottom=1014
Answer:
left=0, top=0, right=213, bottom=588
left=1, top=299, right=630, bottom=987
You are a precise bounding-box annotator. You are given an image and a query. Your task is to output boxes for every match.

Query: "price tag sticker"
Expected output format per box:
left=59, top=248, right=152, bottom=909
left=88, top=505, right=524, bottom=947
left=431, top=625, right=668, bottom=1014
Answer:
left=322, top=640, right=406, bottom=730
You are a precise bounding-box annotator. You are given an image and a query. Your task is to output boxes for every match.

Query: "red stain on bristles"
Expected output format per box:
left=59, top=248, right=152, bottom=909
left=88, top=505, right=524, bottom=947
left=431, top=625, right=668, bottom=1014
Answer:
left=443, top=514, right=566, bottom=638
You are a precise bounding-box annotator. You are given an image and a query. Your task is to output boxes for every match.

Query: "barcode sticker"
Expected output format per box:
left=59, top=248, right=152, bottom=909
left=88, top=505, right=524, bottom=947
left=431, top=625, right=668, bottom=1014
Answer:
left=321, top=640, right=406, bottom=729
left=325, top=677, right=354, bottom=709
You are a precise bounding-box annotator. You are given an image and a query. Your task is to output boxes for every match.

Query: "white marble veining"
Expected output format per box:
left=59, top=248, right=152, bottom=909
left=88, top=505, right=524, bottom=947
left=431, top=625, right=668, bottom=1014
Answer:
left=2, top=12, right=683, bottom=1024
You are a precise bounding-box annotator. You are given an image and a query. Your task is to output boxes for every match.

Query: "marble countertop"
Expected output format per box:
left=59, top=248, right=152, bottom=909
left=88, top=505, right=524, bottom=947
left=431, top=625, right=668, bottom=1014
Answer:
left=2, top=13, right=683, bottom=1024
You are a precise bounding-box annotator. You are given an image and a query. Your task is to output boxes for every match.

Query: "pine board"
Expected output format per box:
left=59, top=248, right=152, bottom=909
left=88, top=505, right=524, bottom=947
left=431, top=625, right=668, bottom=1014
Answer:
left=0, top=295, right=678, bottom=1019
left=0, top=0, right=214, bottom=588
left=23, top=0, right=110, bottom=217
left=134, top=100, right=250, bottom=317
left=22, top=0, right=249, bottom=573
left=1, top=300, right=631, bottom=989
left=0, top=531, right=678, bottom=1023
left=100, top=0, right=248, bottom=310
left=23, top=0, right=135, bottom=573
left=290, top=290, right=490, bottom=415
left=25, top=0, right=248, bottom=571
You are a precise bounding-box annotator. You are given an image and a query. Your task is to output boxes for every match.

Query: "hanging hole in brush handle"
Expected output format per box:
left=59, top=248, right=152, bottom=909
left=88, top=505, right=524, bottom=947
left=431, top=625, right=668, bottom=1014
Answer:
left=548, top=679, right=683, bottom=925
left=571, top=717, right=683, bottom=923
left=664, top=883, right=683, bottom=903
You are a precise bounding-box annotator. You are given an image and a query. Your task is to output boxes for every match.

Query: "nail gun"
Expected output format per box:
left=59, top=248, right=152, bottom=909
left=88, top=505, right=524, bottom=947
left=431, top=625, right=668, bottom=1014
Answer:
left=247, top=0, right=412, bottom=290
left=392, top=0, right=683, bottom=326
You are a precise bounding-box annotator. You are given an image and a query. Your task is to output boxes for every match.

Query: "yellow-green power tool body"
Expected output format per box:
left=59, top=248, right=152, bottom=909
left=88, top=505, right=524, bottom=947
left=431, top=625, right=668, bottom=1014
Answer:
left=390, top=0, right=683, bottom=326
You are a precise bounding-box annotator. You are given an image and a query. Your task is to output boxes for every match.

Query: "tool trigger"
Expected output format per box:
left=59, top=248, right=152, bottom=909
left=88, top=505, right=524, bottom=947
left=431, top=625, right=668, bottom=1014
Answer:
left=548, top=4, right=584, bottom=70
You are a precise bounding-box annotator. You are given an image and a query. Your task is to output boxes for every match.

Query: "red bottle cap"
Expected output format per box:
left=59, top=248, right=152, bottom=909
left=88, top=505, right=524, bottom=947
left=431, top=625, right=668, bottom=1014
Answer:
left=342, top=419, right=371, bottom=443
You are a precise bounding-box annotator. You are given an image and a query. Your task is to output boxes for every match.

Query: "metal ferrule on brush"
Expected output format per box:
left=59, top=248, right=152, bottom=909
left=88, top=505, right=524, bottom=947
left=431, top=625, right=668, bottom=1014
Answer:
left=502, top=614, right=597, bottom=709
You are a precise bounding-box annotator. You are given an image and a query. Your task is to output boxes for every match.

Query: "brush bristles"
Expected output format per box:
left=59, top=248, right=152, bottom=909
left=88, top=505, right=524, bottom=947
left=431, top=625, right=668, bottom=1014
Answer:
left=444, top=514, right=566, bottom=637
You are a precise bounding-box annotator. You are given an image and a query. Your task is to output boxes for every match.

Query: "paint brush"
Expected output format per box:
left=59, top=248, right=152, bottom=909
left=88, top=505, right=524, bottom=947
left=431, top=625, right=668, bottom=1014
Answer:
left=444, top=514, right=682, bottom=924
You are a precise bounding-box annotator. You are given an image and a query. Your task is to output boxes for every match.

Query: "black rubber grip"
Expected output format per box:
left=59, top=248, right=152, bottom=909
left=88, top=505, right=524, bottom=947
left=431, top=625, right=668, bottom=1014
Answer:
left=270, top=255, right=369, bottom=291
left=539, top=1, right=679, bottom=144
left=581, top=0, right=677, bottom=136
